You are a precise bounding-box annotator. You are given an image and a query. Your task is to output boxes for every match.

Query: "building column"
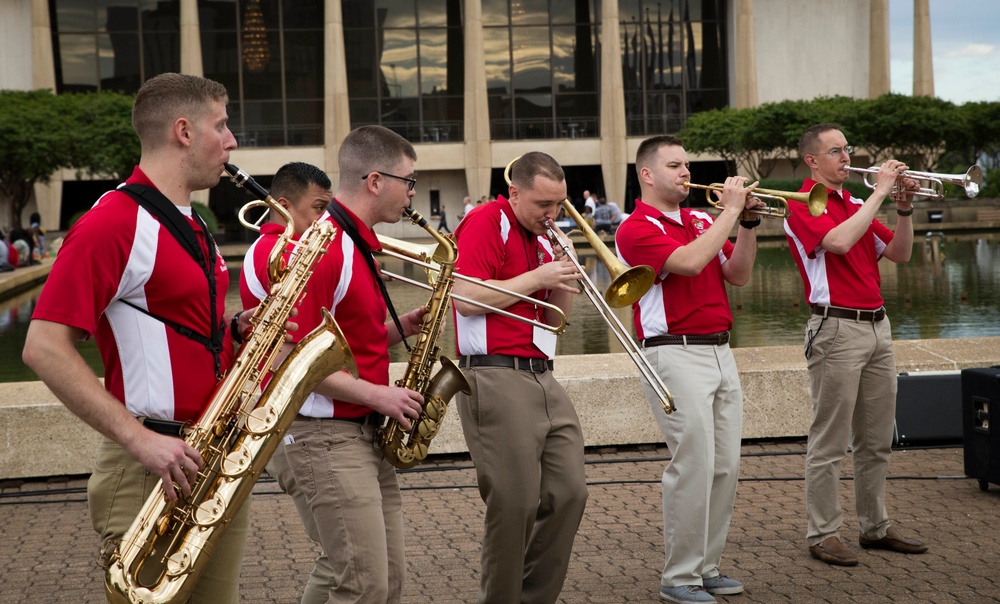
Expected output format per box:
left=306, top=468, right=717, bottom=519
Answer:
left=913, top=0, right=934, bottom=97
left=733, top=0, right=758, bottom=108
left=463, top=0, right=491, bottom=201
left=324, top=0, right=352, bottom=183
left=31, top=0, right=60, bottom=230
left=599, top=0, right=627, bottom=205
left=868, top=0, right=890, bottom=97
left=180, top=0, right=203, bottom=77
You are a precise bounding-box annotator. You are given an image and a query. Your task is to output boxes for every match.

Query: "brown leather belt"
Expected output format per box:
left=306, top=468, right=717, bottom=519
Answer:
left=459, top=354, right=553, bottom=373
left=642, top=332, right=730, bottom=347
left=812, top=305, right=886, bottom=322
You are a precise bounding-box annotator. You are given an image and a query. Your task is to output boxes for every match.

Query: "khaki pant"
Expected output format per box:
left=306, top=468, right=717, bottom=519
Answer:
left=803, top=314, right=896, bottom=545
left=88, top=437, right=250, bottom=604
left=640, top=343, right=743, bottom=588
left=282, top=417, right=405, bottom=604
left=456, top=367, right=588, bottom=604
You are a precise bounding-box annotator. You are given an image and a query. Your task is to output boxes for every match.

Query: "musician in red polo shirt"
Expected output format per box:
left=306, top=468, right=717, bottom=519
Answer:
left=615, top=135, right=761, bottom=604
left=452, top=151, right=587, bottom=604
left=785, top=124, right=927, bottom=567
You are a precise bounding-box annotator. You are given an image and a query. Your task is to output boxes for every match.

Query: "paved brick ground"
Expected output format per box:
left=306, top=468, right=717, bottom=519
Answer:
left=2, top=440, right=999, bottom=603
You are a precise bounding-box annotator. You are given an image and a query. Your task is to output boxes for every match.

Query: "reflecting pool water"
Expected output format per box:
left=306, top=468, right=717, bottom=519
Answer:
left=3, top=231, right=999, bottom=383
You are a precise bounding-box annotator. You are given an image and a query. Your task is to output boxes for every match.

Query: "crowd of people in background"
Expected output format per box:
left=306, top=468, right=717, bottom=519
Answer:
left=0, top=212, right=47, bottom=272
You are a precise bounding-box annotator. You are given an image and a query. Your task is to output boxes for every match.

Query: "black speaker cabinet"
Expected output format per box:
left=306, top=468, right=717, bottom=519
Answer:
left=893, top=371, right=963, bottom=447
left=961, top=367, right=1000, bottom=491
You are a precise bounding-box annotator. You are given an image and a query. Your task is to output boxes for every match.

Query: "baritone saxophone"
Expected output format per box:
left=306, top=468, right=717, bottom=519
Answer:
left=374, top=208, right=470, bottom=469
left=103, top=163, right=358, bottom=604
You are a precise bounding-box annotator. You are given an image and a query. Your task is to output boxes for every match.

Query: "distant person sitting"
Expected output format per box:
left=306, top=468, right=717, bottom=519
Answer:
left=8, top=227, right=37, bottom=265
left=593, top=197, right=614, bottom=234
left=0, top=230, right=14, bottom=271
left=607, top=199, right=623, bottom=227
left=30, top=212, right=46, bottom=259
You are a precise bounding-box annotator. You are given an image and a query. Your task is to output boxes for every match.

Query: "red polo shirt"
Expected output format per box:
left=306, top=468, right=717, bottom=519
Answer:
left=452, top=195, right=556, bottom=358
left=292, top=200, right=389, bottom=419
left=615, top=198, right=734, bottom=339
left=783, top=178, right=893, bottom=309
left=239, top=222, right=287, bottom=308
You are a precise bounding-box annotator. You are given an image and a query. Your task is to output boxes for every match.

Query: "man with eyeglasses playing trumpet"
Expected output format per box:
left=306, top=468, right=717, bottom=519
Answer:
left=785, top=123, right=927, bottom=568
left=451, top=151, right=589, bottom=604
left=614, top=134, right=763, bottom=604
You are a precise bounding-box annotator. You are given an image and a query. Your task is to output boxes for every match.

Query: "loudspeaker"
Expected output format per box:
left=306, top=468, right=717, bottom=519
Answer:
left=962, top=367, right=1000, bottom=491
left=893, top=371, right=963, bottom=447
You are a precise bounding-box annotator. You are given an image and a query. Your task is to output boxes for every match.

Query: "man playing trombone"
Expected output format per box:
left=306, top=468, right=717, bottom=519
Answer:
left=615, top=134, right=763, bottom=604
left=452, top=151, right=588, bottom=604
left=786, top=124, right=927, bottom=567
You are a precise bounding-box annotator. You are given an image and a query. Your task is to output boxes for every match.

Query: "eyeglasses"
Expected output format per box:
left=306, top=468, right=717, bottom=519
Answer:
left=362, top=171, right=417, bottom=192
left=814, top=145, right=854, bottom=158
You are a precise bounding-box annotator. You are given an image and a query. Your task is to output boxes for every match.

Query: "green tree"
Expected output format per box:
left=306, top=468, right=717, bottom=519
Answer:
left=679, top=107, right=750, bottom=176
left=63, top=91, right=139, bottom=183
left=0, top=90, right=73, bottom=229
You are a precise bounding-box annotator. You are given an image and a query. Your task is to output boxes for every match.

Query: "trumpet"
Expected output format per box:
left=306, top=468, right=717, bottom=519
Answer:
left=683, top=181, right=828, bottom=218
left=846, top=165, right=983, bottom=199
left=504, top=156, right=674, bottom=415
left=376, top=235, right=568, bottom=334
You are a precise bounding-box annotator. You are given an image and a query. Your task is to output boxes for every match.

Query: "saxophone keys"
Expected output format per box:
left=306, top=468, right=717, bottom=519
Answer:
left=193, top=493, right=227, bottom=526
left=423, top=397, right=447, bottom=421
left=416, top=419, right=439, bottom=439
left=246, top=405, right=279, bottom=435
left=221, top=445, right=253, bottom=477
left=166, top=548, right=193, bottom=577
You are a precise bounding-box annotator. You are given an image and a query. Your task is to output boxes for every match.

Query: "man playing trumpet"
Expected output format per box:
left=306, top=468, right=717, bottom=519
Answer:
left=785, top=124, right=927, bottom=567
left=615, top=134, right=763, bottom=604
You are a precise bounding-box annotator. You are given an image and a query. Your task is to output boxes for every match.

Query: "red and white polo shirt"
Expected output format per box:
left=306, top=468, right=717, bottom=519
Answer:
left=239, top=222, right=287, bottom=308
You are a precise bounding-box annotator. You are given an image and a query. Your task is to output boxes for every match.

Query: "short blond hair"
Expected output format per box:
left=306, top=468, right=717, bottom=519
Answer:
left=132, top=73, right=229, bottom=148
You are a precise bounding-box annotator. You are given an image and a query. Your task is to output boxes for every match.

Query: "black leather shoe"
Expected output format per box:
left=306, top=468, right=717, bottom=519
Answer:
left=809, top=536, right=859, bottom=566
left=859, top=526, right=928, bottom=554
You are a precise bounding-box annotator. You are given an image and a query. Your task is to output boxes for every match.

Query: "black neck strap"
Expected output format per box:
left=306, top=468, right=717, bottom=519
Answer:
left=120, top=184, right=225, bottom=378
left=326, top=200, right=410, bottom=352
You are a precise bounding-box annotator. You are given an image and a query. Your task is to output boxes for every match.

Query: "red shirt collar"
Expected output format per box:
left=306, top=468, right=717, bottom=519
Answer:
left=329, top=198, right=382, bottom=252
left=631, top=197, right=682, bottom=225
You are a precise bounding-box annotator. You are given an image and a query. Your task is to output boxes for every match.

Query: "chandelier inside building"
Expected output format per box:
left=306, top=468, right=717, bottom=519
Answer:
left=242, top=0, right=270, bottom=72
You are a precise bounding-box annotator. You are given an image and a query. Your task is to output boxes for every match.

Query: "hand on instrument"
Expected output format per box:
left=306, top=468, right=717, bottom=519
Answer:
left=364, top=384, right=425, bottom=431
left=892, top=175, right=920, bottom=207
left=546, top=222, right=578, bottom=262
left=875, top=159, right=908, bottom=198
left=398, top=305, right=428, bottom=338
left=713, top=176, right=757, bottom=215
left=129, top=432, right=204, bottom=501
left=533, top=256, right=581, bottom=294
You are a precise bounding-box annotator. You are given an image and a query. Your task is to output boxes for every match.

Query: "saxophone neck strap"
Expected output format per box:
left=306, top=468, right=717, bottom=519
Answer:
left=326, top=200, right=411, bottom=352
left=120, top=184, right=224, bottom=378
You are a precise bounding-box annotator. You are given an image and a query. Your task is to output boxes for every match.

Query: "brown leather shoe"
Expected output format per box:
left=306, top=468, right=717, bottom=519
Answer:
left=808, top=536, right=859, bottom=566
left=859, top=526, right=928, bottom=554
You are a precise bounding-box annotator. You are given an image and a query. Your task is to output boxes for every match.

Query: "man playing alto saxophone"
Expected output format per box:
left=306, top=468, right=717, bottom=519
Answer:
left=275, top=125, right=427, bottom=603
left=452, top=151, right=588, bottom=604
left=22, top=73, right=255, bottom=602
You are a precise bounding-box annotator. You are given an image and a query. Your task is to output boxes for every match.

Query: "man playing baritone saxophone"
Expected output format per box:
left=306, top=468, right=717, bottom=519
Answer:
left=786, top=124, right=926, bottom=567
left=22, top=73, right=257, bottom=603
left=275, top=125, right=427, bottom=604
left=614, top=135, right=763, bottom=604
left=452, top=152, right=588, bottom=604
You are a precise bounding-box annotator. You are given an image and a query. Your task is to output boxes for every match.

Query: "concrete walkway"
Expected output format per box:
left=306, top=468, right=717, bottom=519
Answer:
left=1, top=441, right=998, bottom=603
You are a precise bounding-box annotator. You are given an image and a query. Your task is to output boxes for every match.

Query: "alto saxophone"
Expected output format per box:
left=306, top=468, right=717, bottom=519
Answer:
left=103, top=164, right=358, bottom=604
left=375, top=208, right=471, bottom=469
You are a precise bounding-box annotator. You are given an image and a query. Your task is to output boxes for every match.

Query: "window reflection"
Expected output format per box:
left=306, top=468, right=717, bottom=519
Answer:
left=621, top=0, right=727, bottom=136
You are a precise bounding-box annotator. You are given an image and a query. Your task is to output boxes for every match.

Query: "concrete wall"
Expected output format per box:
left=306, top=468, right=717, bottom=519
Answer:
left=4, top=336, right=999, bottom=481
left=0, top=0, right=32, bottom=91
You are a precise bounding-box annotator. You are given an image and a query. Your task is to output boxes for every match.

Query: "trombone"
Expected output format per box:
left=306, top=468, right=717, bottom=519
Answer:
left=846, top=165, right=983, bottom=199
left=504, top=156, right=674, bottom=414
left=683, top=181, right=828, bottom=218
left=376, top=235, right=568, bottom=335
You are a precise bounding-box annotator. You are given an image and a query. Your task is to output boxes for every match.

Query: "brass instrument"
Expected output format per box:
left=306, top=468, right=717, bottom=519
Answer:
left=503, top=157, right=675, bottom=415
left=377, top=236, right=568, bottom=334
left=375, top=208, right=471, bottom=469
left=683, top=181, right=828, bottom=218
left=847, top=165, right=983, bottom=199
left=104, top=164, right=358, bottom=604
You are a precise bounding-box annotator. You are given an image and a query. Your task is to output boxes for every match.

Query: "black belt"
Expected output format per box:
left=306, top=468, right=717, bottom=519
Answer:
left=141, top=418, right=186, bottom=438
left=812, top=305, right=886, bottom=322
left=459, top=354, right=553, bottom=373
left=642, top=332, right=730, bottom=347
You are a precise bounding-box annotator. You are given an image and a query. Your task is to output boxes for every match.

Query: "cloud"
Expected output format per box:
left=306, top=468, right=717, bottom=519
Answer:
left=947, top=44, right=997, bottom=58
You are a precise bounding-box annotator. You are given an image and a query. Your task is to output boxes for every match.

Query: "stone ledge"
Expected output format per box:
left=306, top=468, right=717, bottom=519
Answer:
left=3, top=336, right=999, bottom=481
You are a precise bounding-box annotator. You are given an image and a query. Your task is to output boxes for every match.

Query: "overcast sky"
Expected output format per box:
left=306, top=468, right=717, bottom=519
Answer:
left=889, top=0, right=1000, bottom=104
